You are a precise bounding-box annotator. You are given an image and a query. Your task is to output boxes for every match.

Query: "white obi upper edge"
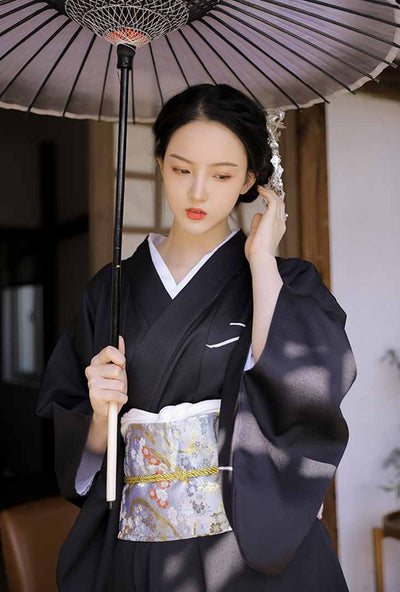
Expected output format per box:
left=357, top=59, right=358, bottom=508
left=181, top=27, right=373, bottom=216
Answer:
left=120, top=399, right=222, bottom=436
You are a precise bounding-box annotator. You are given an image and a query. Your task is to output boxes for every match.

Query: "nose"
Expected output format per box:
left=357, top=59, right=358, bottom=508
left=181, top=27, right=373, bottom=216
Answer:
left=189, top=174, right=208, bottom=205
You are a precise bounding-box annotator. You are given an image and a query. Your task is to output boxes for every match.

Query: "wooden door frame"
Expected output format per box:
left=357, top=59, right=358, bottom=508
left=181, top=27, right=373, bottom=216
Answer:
left=298, top=103, right=338, bottom=549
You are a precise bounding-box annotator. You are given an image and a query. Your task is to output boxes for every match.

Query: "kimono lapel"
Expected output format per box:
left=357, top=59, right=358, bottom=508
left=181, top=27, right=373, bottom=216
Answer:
left=123, top=229, right=248, bottom=411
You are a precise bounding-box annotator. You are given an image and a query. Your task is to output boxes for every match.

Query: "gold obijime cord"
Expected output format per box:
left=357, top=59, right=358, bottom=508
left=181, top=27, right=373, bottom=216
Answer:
left=125, top=466, right=219, bottom=485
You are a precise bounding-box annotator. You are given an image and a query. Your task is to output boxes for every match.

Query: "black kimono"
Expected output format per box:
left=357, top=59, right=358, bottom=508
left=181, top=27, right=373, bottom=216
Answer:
left=36, top=228, right=357, bottom=592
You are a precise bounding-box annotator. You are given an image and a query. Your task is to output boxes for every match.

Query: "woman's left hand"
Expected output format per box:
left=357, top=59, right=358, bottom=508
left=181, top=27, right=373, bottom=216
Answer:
left=244, top=185, right=287, bottom=265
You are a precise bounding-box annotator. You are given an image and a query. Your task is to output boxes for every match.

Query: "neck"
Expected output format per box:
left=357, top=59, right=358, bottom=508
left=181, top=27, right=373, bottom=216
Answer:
left=157, top=220, right=234, bottom=268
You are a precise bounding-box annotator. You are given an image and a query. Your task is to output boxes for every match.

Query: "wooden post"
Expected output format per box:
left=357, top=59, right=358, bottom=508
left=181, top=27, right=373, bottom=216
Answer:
left=297, top=103, right=330, bottom=279
left=297, top=102, right=337, bottom=550
left=372, top=527, right=385, bottom=592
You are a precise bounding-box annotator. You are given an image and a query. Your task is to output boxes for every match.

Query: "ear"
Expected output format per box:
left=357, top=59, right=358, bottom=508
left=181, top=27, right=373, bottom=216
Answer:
left=157, top=157, right=164, bottom=176
left=240, top=171, right=256, bottom=195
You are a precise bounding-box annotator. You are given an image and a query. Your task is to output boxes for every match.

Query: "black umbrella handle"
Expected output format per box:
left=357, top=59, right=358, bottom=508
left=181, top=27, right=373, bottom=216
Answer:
left=108, top=43, right=136, bottom=510
left=110, top=44, right=135, bottom=350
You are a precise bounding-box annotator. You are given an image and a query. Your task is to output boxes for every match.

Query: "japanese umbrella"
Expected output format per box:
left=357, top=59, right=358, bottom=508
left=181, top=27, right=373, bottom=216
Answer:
left=1, top=0, right=399, bottom=507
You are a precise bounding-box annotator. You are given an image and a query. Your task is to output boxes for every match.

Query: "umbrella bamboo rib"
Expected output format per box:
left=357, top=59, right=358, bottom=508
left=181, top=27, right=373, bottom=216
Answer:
left=183, top=24, right=259, bottom=101
left=0, top=0, right=37, bottom=18
left=0, top=6, right=49, bottom=36
left=0, top=19, right=70, bottom=99
left=359, top=0, right=400, bottom=8
left=207, top=12, right=330, bottom=101
left=62, top=33, right=96, bottom=116
left=261, top=0, right=400, bottom=47
left=0, top=12, right=60, bottom=60
left=27, top=26, right=82, bottom=111
left=222, top=0, right=399, bottom=66
left=205, top=15, right=354, bottom=97
left=189, top=21, right=300, bottom=108
left=149, top=43, right=164, bottom=108
left=98, top=43, right=112, bottom=121
left=164, top=35, right=191, bottom=89
left=215, top=6, right=378, bottom=84
left=177, top=28, right=218, bottom=84
left=295, top=0, right=400, bottom=26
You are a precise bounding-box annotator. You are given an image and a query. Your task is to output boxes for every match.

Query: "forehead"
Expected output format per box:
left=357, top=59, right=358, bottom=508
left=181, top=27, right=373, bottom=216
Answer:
left=165, top=120, right=247, bottom=164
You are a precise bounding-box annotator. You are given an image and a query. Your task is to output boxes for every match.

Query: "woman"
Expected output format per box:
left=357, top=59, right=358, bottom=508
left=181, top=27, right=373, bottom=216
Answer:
left=36, top=83, right=357, bottom=592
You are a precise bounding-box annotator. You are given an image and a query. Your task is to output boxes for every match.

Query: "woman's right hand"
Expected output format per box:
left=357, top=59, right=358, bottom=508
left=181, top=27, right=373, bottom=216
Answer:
left=84, top=335, right=128, bottom=420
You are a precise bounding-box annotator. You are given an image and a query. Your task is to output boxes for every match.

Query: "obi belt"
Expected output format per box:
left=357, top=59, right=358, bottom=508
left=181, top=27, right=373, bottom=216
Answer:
left=117, top=400, right=233, bottom=542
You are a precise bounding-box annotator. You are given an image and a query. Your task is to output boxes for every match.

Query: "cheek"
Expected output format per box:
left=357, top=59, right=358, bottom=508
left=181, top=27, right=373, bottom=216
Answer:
left=162, top=173, right=181, bottom=198
left=223, top=178, right=244, bottom=200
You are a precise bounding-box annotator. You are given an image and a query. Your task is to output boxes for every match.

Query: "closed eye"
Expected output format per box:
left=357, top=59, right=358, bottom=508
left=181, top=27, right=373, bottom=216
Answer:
left=172, top=168, right=231, bottom=180
left=173, top=168, right=190, bottom=174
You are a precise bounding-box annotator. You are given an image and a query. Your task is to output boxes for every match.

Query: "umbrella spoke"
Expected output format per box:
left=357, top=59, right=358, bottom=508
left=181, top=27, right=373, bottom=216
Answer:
left=0, top=0, right=38, bottom=19
left=191, top=19, right=302, bottom=108
left=221, top=0, right=398, bottom=69
left=177, top=28, right=218, bottom=84
left=62, top=33, right=96, bottom=116
left=149, top=43, right=164, bottom=108
left=0, top=19, right=70, bottom=100
left=27, top=26, right=82, bottom=111
left=164, top=34, right=190, bottom=89
left=214, top=6, right=378, bottom=87
left=0, top=13, right=60, bottom=60
left=98, top=43, right=112, bottom=121
left=359, top=0, right=400, bottom=8
left=189, top=20, right=293, bottom=108
left=291, top=0, right=400, bottom=28
left=259, top=0, right=400, bottom=48
left=0, top=6, right=49, bottom=36
left=207, top=13, right=330, bottom=101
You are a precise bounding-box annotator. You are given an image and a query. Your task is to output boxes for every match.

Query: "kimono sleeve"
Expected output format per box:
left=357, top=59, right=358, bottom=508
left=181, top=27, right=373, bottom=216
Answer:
left=36, top=263, right=110, bottom=507
left=231, top=258, right=357, bottom=575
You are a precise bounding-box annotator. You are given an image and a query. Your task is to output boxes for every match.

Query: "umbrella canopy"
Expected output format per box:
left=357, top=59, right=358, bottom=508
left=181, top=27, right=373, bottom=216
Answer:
left=1, top=0, right=400, bottom=121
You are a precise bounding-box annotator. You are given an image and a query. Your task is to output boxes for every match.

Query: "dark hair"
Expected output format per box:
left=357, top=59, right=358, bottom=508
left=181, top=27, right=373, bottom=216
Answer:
left=152, top=84, right=273, bottom=206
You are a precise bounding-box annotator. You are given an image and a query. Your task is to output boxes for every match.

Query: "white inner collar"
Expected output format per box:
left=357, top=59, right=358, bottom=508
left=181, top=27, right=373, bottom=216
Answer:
left=147, top=229, right=240, bottom=299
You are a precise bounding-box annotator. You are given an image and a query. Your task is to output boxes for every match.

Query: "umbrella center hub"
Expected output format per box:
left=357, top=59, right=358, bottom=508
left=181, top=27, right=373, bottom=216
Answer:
left=47, top=0, right=221, bottom=47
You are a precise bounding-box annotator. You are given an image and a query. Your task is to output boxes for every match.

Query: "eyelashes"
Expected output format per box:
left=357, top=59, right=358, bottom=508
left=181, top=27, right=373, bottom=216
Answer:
left=172, top=168, right=231, bottom=181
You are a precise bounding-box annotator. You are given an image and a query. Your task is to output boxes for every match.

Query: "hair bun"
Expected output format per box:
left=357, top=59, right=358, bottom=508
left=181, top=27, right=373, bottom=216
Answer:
left=237, top=149, right=274, bottom=204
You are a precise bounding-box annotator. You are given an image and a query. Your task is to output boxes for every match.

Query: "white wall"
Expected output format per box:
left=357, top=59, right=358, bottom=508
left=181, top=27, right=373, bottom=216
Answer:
left=326, top=92, right=400, bottom=592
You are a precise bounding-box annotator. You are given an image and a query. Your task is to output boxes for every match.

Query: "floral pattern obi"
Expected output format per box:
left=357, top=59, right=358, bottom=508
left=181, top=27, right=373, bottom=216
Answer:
left=117, top=400, right=233, bottom=542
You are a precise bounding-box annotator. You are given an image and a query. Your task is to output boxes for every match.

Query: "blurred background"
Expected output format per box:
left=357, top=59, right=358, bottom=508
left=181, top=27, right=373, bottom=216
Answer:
left=0, top=60, right=399, bottom=591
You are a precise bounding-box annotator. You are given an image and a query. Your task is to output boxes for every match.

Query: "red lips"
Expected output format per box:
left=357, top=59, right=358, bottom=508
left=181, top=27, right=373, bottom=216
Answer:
left=186, top=208, right=207, bottom=220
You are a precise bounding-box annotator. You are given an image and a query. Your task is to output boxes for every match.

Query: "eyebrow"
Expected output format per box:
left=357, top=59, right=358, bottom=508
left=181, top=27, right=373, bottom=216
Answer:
left=168, top=153, right=239, bottom=167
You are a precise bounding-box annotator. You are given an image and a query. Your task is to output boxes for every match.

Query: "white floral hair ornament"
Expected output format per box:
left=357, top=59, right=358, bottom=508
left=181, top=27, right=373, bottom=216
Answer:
left=263, top=109, right=288, bottom=219
left=265, top=109, right=286, bottom=200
